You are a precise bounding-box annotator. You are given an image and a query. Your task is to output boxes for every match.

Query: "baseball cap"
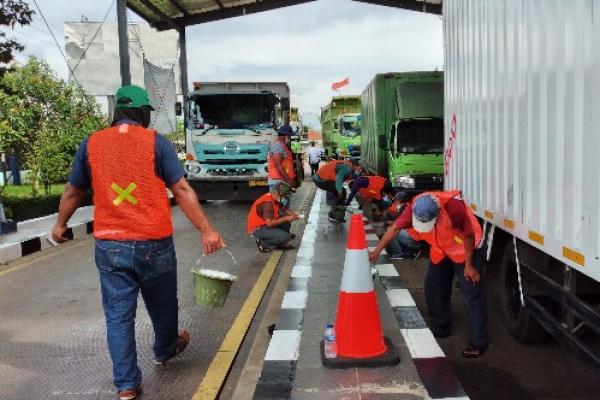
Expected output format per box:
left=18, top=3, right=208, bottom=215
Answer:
left=412, top=194, right=440, bottom=233
left=271, top=182, right=292, bottom=199
left=115, top=85, right=155, bottom=110
left=278, top=125, right=293, bottom=136
left=394, top=191, right=410, bottom=203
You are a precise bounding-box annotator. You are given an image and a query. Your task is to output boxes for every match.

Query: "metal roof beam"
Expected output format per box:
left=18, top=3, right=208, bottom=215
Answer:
left=168, top=0, right=191, bottom=17
left=153, top=0, right=316, bottom=30
left=352, top=0, right=442, bottom=14
left=137, top=0, right=181, bottom=29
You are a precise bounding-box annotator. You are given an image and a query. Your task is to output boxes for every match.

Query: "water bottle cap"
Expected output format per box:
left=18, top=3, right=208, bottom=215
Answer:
left=326, top=324, right=333, bottom=328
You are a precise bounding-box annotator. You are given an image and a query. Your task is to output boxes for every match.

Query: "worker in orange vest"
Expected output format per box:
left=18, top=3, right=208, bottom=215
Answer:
left=312, top=158, right=359, bottom=206
left=268, top=125, right=296, bottom=192
left=52, top=85, right=225, bottom=400
left=369, top=191, right=488, bottom=358
left=247, top=182, right=299, bottom=252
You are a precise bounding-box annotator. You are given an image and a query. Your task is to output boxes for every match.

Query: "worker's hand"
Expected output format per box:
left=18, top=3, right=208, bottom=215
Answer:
left=202, top=228, right=225, bottom=255
left=464, top=264, right=481, bottom=285
left=368, top=249, right=381, bottom=264
left=286, top=214, right=300, bottom=222
left=51, top=223, right=69, bottom=244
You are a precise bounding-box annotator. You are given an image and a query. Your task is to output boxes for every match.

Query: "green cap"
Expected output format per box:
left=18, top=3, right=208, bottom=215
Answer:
left=271, top=182, right=292, bottom=198
left=114, top=85, right=155, bottom=110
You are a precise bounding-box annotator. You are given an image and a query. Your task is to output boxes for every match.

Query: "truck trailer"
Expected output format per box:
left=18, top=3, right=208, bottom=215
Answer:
left=361, top=71, right=444, bottom=194
left=183, top=82, right=290, bottom=200
left=445, top=0, right=600, bottom=367
left=320, top=96, right=362, bottom=158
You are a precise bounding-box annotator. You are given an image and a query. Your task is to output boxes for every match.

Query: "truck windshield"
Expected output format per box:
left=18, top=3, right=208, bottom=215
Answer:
left=396, top=118, right=444, bottom=154
left=191, top=93, right=277, bottom=129
left=340, top=117, right=361, bottom=137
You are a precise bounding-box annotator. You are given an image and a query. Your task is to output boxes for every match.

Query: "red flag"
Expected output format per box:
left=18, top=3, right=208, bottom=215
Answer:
left=331, top=77, right=349, bottom=90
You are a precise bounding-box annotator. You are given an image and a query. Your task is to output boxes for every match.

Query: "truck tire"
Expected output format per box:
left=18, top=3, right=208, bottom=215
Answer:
left=501, top=242, right=549, bottom=343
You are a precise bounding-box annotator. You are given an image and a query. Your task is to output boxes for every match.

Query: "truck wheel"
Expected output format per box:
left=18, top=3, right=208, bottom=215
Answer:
left=501, top=242, right=549, bottom=343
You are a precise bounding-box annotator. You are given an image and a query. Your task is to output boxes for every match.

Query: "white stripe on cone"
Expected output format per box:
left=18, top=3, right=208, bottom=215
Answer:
left=339, top=249, right=374, bottom=293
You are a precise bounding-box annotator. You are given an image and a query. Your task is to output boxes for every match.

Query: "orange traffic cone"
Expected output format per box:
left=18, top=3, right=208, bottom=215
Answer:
left=322, top=214, right=399, bottom=368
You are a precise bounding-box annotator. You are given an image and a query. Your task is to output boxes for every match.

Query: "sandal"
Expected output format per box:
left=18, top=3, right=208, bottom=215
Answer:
left=462, top=344, right=487, bottom=358
left=278, top=243, right=295, bottom=250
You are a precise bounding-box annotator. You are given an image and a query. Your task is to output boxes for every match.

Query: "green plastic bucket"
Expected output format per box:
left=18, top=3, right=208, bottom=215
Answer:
left=192, top=269, right=237, bottom=308
left=330, top=206, right=346, bottom=221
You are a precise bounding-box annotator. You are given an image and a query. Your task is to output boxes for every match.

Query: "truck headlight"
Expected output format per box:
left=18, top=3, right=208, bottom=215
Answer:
left=186, top=164, right=201, bottom=174
left=396, top=176, right=415, bottom=189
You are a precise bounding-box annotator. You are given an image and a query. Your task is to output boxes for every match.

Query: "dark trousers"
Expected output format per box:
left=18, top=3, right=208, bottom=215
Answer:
left=253, top=222, right=292, bottom=248
left=312, top=176, right=345, bottom=206
left=309, top=162, right=319, bottom=177
left=424, top=248, right=488, bottom=348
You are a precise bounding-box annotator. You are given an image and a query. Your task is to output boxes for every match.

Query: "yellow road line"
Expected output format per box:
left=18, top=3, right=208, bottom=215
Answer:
left=192, top=250, right=283, bottom=400
left=0, top=239, right=91, bottom=278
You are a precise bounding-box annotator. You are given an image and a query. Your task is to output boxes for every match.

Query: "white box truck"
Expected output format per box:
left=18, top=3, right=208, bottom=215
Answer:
left=444, top=0, right=600, bottom=366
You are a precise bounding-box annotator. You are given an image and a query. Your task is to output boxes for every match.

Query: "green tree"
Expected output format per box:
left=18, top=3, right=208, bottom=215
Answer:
left=0, top=57, right=106, bottom=194
left=0, top=0, right=34, bottom=70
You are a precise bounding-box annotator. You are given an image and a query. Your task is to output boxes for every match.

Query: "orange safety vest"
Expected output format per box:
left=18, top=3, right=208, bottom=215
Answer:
left=316, top=160, right=346, bottom=181
left=268, top=141, right=295, bottom=181
left=408, top=190, right=482, bottom=265
left=358, top=176, right=386, bottom=200
left=88, top=124, right=173, bottom=240
left=247, top=192, right=281, bottom=234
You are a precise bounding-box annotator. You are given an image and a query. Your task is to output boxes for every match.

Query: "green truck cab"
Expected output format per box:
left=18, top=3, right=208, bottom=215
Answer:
left=183, top=82, right=290, bottom=200
left=320, top=96, right=362, bottom=159
left=361, top=72, right=444, bottom=194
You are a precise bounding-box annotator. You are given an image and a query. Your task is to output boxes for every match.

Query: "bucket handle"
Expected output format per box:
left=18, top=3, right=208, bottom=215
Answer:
left=195, top=248, right=238, bottom=269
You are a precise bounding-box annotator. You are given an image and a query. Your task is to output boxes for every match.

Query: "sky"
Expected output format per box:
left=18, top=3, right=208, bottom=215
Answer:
left=7, top=0, right=443, bottom=129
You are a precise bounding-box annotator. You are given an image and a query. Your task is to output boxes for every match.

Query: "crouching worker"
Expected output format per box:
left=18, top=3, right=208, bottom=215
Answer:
left=248, top=182, right=299, bottom=252
left=368, top=191, right=488, bottom=358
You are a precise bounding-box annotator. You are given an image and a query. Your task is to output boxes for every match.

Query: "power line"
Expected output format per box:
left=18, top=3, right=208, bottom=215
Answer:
left=31, top=0, right=87, bottom=100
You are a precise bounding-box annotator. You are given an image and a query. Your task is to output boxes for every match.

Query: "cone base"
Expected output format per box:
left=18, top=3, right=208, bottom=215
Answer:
left=321, top=337, right=400, bottom=369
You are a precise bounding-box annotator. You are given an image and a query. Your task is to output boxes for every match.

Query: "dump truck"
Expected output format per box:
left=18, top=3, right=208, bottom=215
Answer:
left=361, top=71, right=444, bottom=194
left=320, top=96, right=361, bottom=158
left=183, top=82, right=290, bottom=200
left=445, top=0, right=600, bottom=367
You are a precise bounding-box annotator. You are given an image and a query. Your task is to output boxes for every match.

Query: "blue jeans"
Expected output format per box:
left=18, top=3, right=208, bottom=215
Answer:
left=385, top=229, right=421, bottom=257
left=424, top=248, right=488, bottom=348
left=95, top=238, right=179, bottom=391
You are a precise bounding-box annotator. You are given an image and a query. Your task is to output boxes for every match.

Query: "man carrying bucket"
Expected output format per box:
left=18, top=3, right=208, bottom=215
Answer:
left=248, top=182, right=299, bottom=252
left=52, top=85, right=225, bottom=400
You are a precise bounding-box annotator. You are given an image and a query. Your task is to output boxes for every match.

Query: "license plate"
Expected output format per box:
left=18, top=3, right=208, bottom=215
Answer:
left=249, top=180, right=268, bottom=187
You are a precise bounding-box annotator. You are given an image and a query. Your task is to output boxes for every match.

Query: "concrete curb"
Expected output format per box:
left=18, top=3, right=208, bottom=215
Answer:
left=0, top=221, right=94, bottom=265
left=252, top=189, right=324, bottom=400
left=367, top=228, right=469, bottom=400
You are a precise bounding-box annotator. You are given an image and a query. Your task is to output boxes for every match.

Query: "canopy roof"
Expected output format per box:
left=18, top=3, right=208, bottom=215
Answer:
left=127, top=0, right=441, bottom=31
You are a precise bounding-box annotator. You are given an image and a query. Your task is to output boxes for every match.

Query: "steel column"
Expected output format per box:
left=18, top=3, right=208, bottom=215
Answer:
left=178, top=27, right=189, bottom=124
left=117, top=0, right=131, bottom=86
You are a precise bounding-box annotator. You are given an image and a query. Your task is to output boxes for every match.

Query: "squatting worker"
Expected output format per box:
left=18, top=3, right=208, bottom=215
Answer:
left=344, top=174, right=387, bottom=207
left=368, top=191, right=488, bottom=358
left=268, top=125, right=296, bottom=191
left=52, top=85, right=225, bottom=400
left=312, top=158, right=359, bottom=206
left=248, top=182, right=299, bottom=252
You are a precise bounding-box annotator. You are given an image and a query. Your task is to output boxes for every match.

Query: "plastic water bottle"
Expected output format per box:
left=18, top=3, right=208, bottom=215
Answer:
left=324, top=324, right=337, bottom=359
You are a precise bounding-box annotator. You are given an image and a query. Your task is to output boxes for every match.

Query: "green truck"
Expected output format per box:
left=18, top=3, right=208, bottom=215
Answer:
left=320, top=96, right=362, bottom=158
left=361, top=71, right=444, bottom=194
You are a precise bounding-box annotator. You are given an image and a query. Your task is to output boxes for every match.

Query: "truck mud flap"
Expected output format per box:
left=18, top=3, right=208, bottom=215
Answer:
left=520, top=261, right=600, bottom=369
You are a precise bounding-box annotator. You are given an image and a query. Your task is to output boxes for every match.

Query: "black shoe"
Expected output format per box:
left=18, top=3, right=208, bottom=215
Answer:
left=431, top=329, right=451, bottom=339
left=255, top=238, right=272, bottom=253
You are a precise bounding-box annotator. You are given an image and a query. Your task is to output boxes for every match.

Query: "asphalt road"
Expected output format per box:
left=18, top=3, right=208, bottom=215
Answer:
left=395, top=256, right=600, bottom=400
left=0, top=185, right=312, bottom=400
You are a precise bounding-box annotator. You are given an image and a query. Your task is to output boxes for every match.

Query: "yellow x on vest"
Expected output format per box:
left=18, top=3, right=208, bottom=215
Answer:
left=111, top=182, right=138, bottom=206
